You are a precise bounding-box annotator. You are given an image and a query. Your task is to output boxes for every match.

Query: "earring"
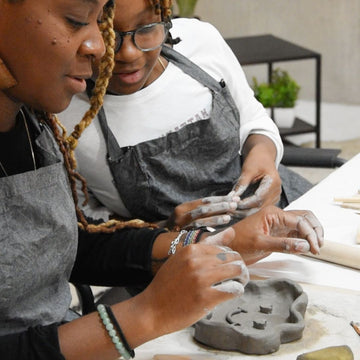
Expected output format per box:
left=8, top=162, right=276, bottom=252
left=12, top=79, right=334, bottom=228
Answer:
left=0, top=58, right=17, bottom=90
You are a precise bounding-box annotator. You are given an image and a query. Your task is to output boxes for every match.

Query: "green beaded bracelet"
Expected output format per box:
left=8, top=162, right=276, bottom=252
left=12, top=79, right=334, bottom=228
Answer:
left=97, top=304, right=131, bottom=360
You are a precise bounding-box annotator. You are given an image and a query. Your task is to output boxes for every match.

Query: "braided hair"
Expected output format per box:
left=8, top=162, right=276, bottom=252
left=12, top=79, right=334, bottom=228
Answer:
left=57, top=0, right=175, bottom=233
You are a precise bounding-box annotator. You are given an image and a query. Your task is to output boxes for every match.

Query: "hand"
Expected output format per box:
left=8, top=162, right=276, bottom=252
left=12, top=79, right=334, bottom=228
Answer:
left=139, top=231, right=249, bottom=337
left=230, top=162, right=282, bottom=212
left=229, top=135, right=282, bottom=212
left=201, top=205, right=324, bottom=265
left=161, top=195, right=239, bottom=230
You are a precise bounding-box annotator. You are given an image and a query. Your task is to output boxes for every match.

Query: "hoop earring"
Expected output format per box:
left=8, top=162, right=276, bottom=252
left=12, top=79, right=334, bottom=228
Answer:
left=0, top=58, right=17, bottom=90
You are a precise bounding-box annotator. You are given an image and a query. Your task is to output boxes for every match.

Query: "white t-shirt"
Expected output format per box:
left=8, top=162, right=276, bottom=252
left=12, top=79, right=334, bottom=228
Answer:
left=59, top=18, right=283, bottom=219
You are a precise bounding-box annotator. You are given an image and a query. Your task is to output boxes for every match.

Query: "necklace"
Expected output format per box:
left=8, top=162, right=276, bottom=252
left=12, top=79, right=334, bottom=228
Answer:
left=0, top=109, right=37, bottom=177
left=158, top=56, right=166, bottom=71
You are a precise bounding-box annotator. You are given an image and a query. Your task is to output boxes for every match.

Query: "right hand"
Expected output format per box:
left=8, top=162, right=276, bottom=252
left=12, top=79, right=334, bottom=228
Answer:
left=161, top=195, right=240, bottom=230
left=138, top=230, right=249, bottom=337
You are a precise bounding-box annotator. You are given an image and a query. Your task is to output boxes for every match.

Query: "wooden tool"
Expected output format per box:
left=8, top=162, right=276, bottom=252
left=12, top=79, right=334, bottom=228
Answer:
left=334, top=196, right=360, bottom=203
left=303, top=240, right=360, bottom=270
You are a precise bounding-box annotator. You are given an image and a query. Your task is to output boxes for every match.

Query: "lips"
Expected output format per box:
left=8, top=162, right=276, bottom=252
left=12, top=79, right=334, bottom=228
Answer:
left=113, top=68, right=143, bottom=85
left=65, top=75, right=89, bottom=94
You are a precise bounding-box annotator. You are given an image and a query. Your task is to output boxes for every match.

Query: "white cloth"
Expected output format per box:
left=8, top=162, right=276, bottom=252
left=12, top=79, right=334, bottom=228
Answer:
left=59, top=18, right=283, bottom=219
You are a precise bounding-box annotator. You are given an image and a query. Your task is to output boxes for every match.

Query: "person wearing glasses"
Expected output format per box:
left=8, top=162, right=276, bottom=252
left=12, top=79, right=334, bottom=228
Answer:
left=59, top=0, right=312, bottom=231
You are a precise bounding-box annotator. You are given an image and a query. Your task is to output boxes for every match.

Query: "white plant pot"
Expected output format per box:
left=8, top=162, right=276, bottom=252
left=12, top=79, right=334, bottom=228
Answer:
left=273, top=107, right=295, bottom=128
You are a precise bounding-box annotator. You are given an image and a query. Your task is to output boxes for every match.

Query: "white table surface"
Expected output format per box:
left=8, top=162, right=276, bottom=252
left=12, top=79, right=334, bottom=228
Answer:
left=135, top=154, right=360, bottom=359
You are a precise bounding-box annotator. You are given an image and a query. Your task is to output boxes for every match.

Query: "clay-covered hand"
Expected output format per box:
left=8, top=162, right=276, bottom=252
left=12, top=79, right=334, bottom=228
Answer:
left=138, top=229, right=249, bottom=337
left=161, top=195, right=240, bottom=230
left=201, top=205, right=324, bottom=265
left=229, top=156, right=282, bottom=214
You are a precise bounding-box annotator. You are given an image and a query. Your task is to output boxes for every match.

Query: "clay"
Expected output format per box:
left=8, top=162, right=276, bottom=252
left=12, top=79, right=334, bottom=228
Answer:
left=194, top=278, right=308, bottom=355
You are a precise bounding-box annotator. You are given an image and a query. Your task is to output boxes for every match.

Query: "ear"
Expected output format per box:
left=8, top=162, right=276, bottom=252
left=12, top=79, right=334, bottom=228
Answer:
left=0, top=58, right=17, bottom=90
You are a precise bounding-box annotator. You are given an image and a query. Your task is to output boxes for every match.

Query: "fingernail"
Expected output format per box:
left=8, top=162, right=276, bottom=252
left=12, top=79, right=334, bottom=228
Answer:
left=229, top=202, right=237, bottom=210
left=217, top=215, right=231, bottom=225
left=295, top=241, right=310, bottom=253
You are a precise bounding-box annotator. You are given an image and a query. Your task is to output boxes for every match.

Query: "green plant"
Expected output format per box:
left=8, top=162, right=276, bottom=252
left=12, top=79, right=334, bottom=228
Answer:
left=252, top=68, right=300, bottom=108
left=175, top=0, right=198, bottom=18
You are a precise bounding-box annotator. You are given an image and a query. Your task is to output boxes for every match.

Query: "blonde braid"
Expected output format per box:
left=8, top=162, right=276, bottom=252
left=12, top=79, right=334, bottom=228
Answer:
left=57, top=0, right=180, bottom=232
left=67, top=4, right=116, bottom=167
left=149, top=0, right=173, bottom=21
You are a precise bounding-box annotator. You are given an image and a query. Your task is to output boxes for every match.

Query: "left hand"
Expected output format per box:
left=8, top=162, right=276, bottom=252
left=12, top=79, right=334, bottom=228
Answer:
left=230, top=154, right=282, bottom=211
left=159, top=195, right=239, bottom=230
left=200, top=205, right=324, bottom=265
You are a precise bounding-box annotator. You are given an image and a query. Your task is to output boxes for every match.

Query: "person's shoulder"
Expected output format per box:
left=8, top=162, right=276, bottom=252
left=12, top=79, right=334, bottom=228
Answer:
left=171, top=18, right=223, bottom=42
left=170, top=18, right=225, bottom=55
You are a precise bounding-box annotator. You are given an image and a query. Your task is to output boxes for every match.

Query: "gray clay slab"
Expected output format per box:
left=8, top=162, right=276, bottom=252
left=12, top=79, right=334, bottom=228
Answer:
left=194, top=278, right=308, bottom=355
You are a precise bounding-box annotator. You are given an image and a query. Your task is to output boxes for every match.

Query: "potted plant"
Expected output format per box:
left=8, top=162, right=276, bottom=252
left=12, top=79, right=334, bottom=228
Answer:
left=252, top=68, right=300, bottom=128
left=175, top=0, right=199, bottom=18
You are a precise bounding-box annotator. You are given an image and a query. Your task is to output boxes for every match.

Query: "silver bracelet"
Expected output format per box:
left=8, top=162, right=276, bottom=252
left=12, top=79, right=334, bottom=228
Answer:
left=168, top=230, right=187, bottom=255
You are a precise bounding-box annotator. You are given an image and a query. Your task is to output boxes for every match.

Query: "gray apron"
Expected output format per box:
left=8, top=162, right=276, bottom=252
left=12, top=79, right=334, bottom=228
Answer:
left=95, top=46, right=242, bottom=221
left=0, top=109, right=78, bottom=335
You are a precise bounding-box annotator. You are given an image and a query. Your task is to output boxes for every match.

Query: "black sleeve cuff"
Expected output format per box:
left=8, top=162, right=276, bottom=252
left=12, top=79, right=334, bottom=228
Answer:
left=0, top=324, right=64, bottom=360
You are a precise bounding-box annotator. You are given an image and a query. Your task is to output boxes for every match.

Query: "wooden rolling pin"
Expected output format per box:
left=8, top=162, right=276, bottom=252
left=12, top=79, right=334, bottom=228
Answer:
left=303, top=240, right=360, bottom=270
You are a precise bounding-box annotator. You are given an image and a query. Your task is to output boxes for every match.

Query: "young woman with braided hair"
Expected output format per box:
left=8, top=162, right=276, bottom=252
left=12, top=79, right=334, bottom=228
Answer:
left=0, top=0, right=323, bottom=359
left=60, top=0, right=314, bottom=233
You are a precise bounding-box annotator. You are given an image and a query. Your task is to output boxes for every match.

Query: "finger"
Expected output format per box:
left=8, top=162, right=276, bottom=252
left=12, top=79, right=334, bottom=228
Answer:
left=212, top=260, right=249, bottom=295
left=275, top=211, right=322, bottom=255
left=189, top=201, right=238, bottom=219
left=231, top=184, right=248, bottom=197
left=212, top=280, right=245, bottom=296
left=201, top=227, right=235, bottom=246
left=202, top=195, right=240, bottom=204
left=296, top=216, right=321, bottom=254
left=237, top=176, right=273, bottom=209
left=229, top=174, right=251, bottom=197
left=260, top=235, right=312, bottom=254
left=187, top=214, right=232, bottom=228
left=302, top=212, right=324, bottom=247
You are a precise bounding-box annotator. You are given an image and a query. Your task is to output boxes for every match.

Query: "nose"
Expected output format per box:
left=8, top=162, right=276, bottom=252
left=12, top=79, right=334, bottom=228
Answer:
left=115, top=34, right=142, bottom=62
left=79, top=26, right=106, bottom=60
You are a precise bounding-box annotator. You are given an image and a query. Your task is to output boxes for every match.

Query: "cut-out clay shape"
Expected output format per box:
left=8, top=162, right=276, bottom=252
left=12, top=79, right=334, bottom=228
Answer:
left=194, top=278, right=308, bottom=355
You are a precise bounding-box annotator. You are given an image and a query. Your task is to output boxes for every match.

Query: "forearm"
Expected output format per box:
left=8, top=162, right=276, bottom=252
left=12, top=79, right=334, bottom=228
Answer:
left=242, top=134, right=277, bottom=163
left=58, top=300, right=143, bottom=360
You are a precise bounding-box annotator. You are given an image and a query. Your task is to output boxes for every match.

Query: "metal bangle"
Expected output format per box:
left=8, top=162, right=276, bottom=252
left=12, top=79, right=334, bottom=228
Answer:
left=168, top=230, right=187, bottom=255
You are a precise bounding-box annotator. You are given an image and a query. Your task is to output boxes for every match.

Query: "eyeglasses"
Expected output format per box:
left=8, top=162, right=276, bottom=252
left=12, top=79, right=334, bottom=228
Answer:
left=114, top=22, right=172, bottom=53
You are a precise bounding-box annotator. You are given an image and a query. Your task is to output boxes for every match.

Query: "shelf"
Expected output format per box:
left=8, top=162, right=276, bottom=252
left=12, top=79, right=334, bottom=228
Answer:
left=278, top=117, right=316, bottom=137
left=225, top=34, right=321, bottom=148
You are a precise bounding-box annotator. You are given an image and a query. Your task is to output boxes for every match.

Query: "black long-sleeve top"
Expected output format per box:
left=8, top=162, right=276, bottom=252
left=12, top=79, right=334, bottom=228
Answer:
left=0, top=226, right=167, bottom=360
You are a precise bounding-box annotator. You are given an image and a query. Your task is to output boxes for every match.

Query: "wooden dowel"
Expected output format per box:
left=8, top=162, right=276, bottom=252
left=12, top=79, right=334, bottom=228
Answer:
left=303, top=240, right=360, bottom=270
left=334, top=197, right=360, bottom=203
left=341, top=203, right=360, bottom=210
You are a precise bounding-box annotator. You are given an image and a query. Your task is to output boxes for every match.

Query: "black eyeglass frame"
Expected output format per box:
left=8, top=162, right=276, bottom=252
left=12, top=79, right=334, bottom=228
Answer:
left=114, top=21, right=172, bottom=53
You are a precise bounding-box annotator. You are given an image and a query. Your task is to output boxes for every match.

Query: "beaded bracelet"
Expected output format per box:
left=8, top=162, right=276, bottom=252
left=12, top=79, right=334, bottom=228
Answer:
left=97, top=304, right=131, bottom=360
left=182, top=229, right=202, bottom=247
left=105, top=305, right=135, bottom=358
left=168, top=229, right=187, bottom=255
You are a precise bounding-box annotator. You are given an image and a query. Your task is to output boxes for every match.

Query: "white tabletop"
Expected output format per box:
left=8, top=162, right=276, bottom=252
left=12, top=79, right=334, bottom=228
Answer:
left=135, top=154, right=360, bottom=359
